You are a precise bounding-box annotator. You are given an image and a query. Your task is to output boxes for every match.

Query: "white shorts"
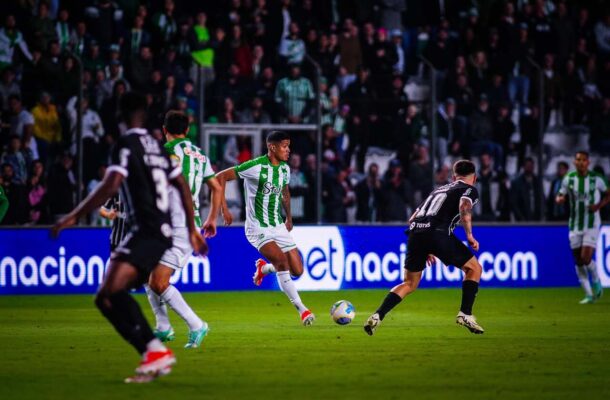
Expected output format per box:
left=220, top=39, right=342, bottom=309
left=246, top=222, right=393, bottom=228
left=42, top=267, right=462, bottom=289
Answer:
left=159, top=227, right=193, bottom=270
left=569, top=228, right=599, bottom=250
left=245, top=223, right=297, bottom=253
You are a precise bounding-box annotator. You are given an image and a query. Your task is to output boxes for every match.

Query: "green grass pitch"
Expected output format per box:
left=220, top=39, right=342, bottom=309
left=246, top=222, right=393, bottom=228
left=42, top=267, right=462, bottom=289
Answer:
left=1, top=288, right=609, bottom=400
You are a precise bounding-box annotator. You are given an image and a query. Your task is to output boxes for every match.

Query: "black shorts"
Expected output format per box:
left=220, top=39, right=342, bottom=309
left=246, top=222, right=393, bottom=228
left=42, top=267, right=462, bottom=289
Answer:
left=404, top=230, right=474, bottom=272
left=111, top=233, right=172, bottom=276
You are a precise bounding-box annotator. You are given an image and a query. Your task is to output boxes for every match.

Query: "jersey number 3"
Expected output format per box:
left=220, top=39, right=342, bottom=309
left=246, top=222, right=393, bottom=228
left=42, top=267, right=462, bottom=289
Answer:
left=416, top=193, right=447, bottom=218
left=152, top=168, right=169, bottom=212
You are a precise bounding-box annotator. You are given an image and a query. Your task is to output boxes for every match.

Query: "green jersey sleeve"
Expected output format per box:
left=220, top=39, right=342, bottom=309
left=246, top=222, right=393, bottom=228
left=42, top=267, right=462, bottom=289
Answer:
left=0, top=186, right=9, bottom=223
left=596, top=174, right=608, bottom=192
left=235, top=157, right=264, bottom=179
left=558, top=175, right=569, bottom=196
left=203, top=158, right=216, bottom=181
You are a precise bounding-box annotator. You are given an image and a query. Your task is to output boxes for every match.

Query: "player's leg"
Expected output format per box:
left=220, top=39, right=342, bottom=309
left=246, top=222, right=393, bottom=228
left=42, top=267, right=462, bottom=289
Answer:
left=259, top=241, right=312, bottom=325
left=581, top=245, right=602, bottom=300
left=149, top=264, right=208, bottom=348
left=570, top=232, right=594, bottom=303
left=455, top=256, right=484, bottom=334
left=285, top=247, right=315, bottom=325
left=437, top=234, right=484, bottom=334
left=365, top=233, right=427, bottom=335
left=143, top=284, right=173, bottom=341
left=572, top=245, right=594, bottom=303
left=95, top=260, right=175, bottom=379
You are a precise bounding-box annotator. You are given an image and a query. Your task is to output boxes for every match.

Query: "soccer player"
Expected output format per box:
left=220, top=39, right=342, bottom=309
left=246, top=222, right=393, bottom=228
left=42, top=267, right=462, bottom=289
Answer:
left=215, top=131, right=315, bottom=325
left=556, top=151, right=610, bottom=304
left=365, top=160, right=484, bottom=335
left=51, top=92, right=206, bottom=383
left=99, top=193, right=127, bottom=251
left=144, top=110, right=222, bottom=348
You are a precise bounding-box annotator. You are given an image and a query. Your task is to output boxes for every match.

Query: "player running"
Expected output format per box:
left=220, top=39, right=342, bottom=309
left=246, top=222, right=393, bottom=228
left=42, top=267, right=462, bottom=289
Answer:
left=144, top=110, right=222, bottom=348
left=215, top=131, right=315, bottom=326
left=556, top=151, right=610, bottom=304
left=52, top=93, right=206, bottom=383
left=365, top=160, right=484, bottom=335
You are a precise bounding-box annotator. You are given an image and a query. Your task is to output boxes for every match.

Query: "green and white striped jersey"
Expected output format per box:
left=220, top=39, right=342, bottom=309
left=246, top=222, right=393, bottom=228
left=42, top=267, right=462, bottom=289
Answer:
left=235, top=155, right=290, bottom=229
left=559, top=170, right=608, bottom=232
left=165, top=138, right=215, bottom=228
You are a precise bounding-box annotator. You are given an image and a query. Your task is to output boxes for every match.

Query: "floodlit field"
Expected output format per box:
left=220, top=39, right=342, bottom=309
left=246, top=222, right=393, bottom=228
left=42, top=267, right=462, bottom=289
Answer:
left=1, top=288, right=609, bottom=399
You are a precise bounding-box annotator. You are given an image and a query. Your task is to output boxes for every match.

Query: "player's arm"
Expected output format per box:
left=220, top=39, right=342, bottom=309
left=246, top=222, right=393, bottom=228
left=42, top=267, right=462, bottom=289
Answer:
left=281, top=184, right=293, bottom=231
left=590, top=189, right=610, bottom=212
left=171, top=173, right=207, bottom=255
left=215, top=167, right=239, bottom=226
left=556, top=176, right=569, bottom=204
left=203, top=176, right=222, bottom=237
left=51, top=172, right=123, bottom=236
left=99, top=198, right=117, bottom=220
left=99, top=207, right=117, bottom=220
left=459, top=197, right=479, bottom=252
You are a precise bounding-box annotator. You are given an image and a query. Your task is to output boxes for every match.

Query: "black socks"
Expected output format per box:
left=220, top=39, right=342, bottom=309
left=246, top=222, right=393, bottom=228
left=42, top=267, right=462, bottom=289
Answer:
left=95, top=290, right=156, bottom=354
left=460, top=280, right=479, bottom=315
left=376, top=292, right=403, bottom=321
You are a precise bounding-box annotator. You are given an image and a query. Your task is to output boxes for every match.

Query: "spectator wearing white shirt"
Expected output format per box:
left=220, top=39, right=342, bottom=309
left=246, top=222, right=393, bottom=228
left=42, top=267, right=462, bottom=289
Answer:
left=0, top=15, right=33, bottom=70
left=67, top=96, right=104, bottom=182
left=279, top=22, right=305, bottom=66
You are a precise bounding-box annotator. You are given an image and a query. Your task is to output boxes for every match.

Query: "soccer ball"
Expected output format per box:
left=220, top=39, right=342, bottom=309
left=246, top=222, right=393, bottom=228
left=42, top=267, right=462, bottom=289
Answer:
left=330, top=300, right=355, bottom=325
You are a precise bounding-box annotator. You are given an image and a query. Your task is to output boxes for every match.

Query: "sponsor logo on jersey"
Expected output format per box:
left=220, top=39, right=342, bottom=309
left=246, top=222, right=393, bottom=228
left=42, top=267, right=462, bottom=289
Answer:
left=262, top=182, right=282, bottom=195
left=183, top=147, right=207, bottom=163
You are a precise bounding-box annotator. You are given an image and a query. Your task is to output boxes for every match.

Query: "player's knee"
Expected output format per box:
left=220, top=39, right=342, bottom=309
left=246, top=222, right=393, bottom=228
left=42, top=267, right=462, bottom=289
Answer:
left=273, top=256, right=290, bottom=271
left=582, top=256, right=592, bottom=266
left=148, top=278, right=169, bottom=295
left=94, top=291, right=110, bottom=311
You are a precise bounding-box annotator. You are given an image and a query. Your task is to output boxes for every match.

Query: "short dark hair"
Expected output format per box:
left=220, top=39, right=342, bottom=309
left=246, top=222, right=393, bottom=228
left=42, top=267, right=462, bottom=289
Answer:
left=266, top=131, right=290, bottom=143
left=576, top=150, right=589, bottom=159
left=453, top=159, right=476, bottom=177
left=120, top=92, right=147, bottom=122
left=164, top=110, right=189, bottom=135
left=558, top=161, right=569, bottom=169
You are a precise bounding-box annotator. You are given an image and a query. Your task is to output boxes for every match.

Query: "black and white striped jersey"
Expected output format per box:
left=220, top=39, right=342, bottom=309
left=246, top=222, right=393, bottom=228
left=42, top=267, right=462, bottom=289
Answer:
left=101, top=194, right=127, bottom=249
left=409, top=180, right=479, bottom=235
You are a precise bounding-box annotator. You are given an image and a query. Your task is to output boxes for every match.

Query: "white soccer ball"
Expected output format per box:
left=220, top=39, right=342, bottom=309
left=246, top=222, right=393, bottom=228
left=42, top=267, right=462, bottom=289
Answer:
left=330, top=300, right=355, bottom=325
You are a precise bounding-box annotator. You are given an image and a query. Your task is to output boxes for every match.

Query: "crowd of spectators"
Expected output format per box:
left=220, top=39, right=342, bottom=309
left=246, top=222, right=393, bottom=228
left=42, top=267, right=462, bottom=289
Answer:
left=0, top=0, right=609, bottom=225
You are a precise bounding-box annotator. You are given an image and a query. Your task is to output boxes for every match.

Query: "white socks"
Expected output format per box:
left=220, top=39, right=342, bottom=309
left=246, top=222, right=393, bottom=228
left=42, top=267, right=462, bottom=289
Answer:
left=262, top=263, right=276, bottom=275
left=160, top=285, right=204, bottom=331
left=586, top=261, right=600, bottom=285
left=145, top=338, right=166, bottom=353
left=144, top=284, right=171, bottom=331
left=575, top=266, right=593, bottom=297
left=276, top=271, right=308, bottom=314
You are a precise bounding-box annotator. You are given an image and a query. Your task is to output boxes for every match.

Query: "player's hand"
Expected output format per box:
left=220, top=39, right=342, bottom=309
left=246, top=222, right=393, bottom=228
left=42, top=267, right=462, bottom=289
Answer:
left=50, top=214, right=78, bottom=238
left=107, top=209, right=117, bottom=220
left=221, top=207, right=233, bottom=226
left=467, top=234, right=479, bottom=252
left=555, top=195, right=566, bottom=204
left=190, top=230, right=208, bottom=256
left=589, top=203, right=601, bottom=212
left=202, top=219, right=217, bottom=238
left=285, top=218, right=293, bottom=231
left=426, top=254, right=436, bottom=267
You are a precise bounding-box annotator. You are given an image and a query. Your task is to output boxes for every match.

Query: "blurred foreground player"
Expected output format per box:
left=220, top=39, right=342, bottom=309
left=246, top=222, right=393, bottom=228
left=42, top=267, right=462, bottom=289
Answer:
left=52, top=93, right=206, bottom=383
left=144, top=110, right=222, bottom=348
left=216, top=131, right=315, bottom=326
left=365, top=160, right=485, bottom=335
left=556, top=151, right=610, bottom=304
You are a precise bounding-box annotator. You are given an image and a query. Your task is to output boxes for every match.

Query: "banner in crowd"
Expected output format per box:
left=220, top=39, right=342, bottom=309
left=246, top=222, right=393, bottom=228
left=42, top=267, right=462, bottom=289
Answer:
left=2, top=225, right=610, bottom=295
